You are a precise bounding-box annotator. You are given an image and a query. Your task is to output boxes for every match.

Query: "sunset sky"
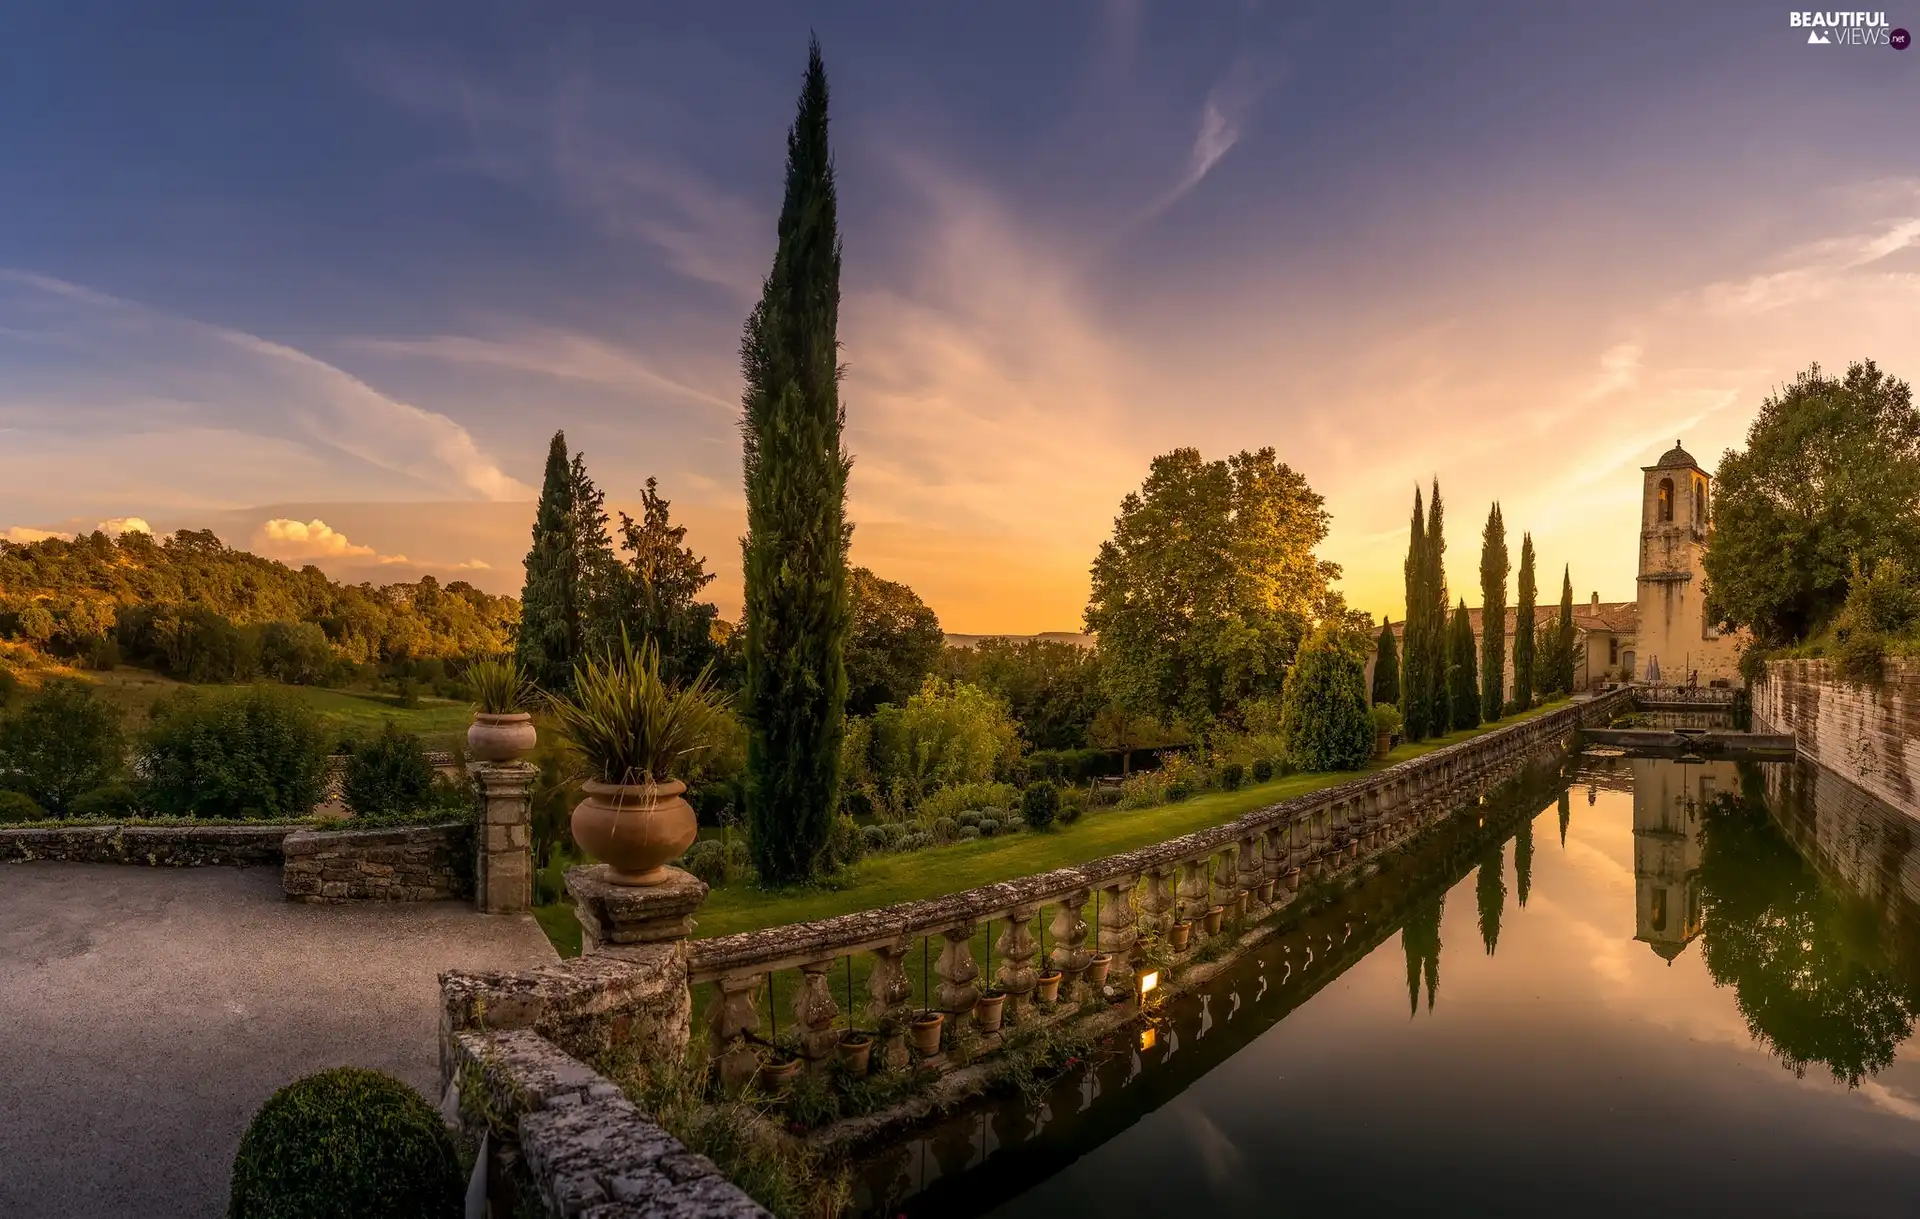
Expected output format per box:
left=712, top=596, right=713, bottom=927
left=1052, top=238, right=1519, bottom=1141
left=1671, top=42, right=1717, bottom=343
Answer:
left=2, top=2, right=1915, bottom=632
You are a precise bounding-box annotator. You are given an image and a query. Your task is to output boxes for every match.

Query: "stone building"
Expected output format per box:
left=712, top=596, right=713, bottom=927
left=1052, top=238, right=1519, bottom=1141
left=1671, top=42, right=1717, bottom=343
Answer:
left=1364, top=440, right=1747, bottom=700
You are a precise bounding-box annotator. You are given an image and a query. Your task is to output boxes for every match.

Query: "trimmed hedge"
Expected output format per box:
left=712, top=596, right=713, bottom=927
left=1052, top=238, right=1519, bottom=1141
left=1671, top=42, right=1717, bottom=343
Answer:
left=228, top=1067, right=461, bottom=1219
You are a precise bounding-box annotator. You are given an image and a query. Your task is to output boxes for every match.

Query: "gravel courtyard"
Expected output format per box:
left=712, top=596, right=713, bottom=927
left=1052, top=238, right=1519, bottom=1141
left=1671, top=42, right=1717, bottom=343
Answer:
left=0, top=863, right=556, bottom=1219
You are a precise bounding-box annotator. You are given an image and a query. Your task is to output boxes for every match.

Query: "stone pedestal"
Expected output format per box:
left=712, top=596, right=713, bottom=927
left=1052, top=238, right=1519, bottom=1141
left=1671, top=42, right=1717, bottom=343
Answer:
left=473, top=762, right=537, bottom=914
left=567, top=864, right=709, bottom=954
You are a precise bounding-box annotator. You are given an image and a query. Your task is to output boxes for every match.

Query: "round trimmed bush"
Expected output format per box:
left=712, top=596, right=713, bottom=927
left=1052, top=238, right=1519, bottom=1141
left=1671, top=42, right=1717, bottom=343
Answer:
left=979, top=806, right=1008, bottom=822
left=957, top=810, right=983, bottom=829
left=958, top=825, right=981, bottom=841
left=1251, top=757, right=1275, bottom=783
left=0, top=790, right=47, bottom=824
left=933, top=816, right=958, bottom=842
left=901, top=831, right=933, bottom=852
left=68, top=783, right=143, bottom=819
left=1019, top=783, right=1060, bottom=830
left=1166, top=780, right=1193, bottom=802
left=860, top=824, right=890, bottom=853
left=682, top=839, right=728, bottom=886
left=228, top=1066, right=461, bottom=1219
left=977, top=816, right=1000, bottom=837
left=1221, top=762, right=1245, bottom=792
left=1002, top=817, right=1022, bottom=834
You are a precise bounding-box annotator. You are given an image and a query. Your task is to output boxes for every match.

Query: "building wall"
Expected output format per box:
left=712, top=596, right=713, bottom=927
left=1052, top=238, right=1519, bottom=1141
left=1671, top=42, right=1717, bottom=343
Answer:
left=1635, top=465, right=1744, bottom=684
left=1753, top=658, right=1920, bottom=818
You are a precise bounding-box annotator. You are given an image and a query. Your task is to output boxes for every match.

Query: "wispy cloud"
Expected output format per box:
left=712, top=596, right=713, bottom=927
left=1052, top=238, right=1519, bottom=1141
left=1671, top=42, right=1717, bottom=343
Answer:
left=1133, top=57, right=1276, bottom=226
left=349, top=331, right=734, bottom=413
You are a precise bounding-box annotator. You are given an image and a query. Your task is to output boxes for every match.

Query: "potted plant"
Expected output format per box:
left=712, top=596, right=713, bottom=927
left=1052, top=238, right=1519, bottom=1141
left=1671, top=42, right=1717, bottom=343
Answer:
left=1036, top=957, right=1064, bottom=1005
left=1168, top=921, right=1193, bottom=952
left=1204, top=905, right=1225, bottom=936
left=758, top=1046, right=803, bottom=1092
left=1233, top=889, right=1250, bottom=921
left=545, top=633, right=729, bottom=886
left=837, top=1030, right=873, bottom=1078
left=466, top=657, right=536, bottom=763
left=1287, top=866, right=1302, bottom=892
left=1084, top=952, right=1113, bottom=989
left=973, top=988, right=1007, bottom=1033
left=909, top=1010, right=945, bottom=1056
left=1370, top=704, right=1402, bottom=760
left=1257, top=877, right=1276, bottom=904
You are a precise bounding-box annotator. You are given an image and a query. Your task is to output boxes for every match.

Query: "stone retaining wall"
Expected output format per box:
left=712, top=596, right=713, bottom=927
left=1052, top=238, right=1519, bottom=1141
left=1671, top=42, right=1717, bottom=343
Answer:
left=1754, top=657, right=1919, bottom=817
left=452, top=1028, right=767, bottom=1218
left=281, top=821, right=472, bottom=903
left=0, top=823, right=299, bottom=866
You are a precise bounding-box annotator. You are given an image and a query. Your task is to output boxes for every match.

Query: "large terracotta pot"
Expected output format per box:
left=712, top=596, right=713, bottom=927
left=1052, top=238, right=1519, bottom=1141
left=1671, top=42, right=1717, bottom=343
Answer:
left=910, top=1013, right=945, bottom=1057
left=468, top=712, right=536, bottom=764
left=1375, top=729, right=1393, bottom=759
left=571, top=778, right=697, bottom=886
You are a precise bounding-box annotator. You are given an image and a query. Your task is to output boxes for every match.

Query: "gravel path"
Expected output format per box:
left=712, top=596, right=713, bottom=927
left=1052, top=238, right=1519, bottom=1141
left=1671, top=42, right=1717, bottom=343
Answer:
left=0, top=863, right=556, bottom=1219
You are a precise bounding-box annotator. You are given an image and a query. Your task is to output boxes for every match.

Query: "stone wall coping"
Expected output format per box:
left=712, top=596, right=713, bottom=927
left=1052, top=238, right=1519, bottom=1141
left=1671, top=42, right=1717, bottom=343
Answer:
left=452, top=1028, right=769, bottom=1218
left=0, top=822, right=304, bottom=866
left=686, top=691, right=1625, bottom=981
left=280, top=820, right=471, bottom=854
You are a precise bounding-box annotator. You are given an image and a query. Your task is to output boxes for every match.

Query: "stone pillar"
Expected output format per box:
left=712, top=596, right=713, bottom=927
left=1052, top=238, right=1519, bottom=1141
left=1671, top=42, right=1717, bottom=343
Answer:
left=708, top=974, right=762, bottom=1095
left=795, top=959, right=840, bottom=1068
left=1236, top=834, right=1263, bottom=898
left=996, top=910, right=1039, bottom=1021
left=1209, top=850, right=1236, bottom=910
left=1137, top=869, right=1176, bottom=940
left=1262, top=826, right=1287, bottom=884
left=869, top=940, right=914, bottom=1069
left=473, top=762, right=537, bottom=914
left=934, top=924, right=981, bottom=1016
left=568, top=864, right=708, bottom=955
left=1051, top=893, right=1091, bottom=1002
left=1176, top=858, right=1211, bottom=925
left=1096, top=878, right=1138, bottom=975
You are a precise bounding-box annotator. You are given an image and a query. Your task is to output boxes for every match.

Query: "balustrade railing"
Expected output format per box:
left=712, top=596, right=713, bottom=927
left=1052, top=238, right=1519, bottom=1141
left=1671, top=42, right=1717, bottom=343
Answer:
left=685, top=691, right=1627, bottom=1091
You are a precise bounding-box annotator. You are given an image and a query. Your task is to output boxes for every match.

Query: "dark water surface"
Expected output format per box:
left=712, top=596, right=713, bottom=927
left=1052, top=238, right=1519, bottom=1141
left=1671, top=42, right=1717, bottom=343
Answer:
left=852, top=753, right=1920, bottom=1218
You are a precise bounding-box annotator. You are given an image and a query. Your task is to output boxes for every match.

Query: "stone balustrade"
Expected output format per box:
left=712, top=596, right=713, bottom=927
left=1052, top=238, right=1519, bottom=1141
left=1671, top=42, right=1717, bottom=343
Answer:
left=685, top=691, right=1627, bottom=1090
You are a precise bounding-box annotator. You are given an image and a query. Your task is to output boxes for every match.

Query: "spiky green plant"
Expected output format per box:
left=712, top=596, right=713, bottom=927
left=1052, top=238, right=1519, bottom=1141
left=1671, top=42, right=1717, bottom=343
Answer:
left=545, top=632, right=730, bottom=786
left=467, top=657, right=530, bottom=715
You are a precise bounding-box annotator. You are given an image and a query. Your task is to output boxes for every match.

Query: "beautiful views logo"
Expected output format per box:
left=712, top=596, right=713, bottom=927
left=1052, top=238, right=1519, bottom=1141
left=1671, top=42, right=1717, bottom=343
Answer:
left=1788, top=11, right=1908, bottom=46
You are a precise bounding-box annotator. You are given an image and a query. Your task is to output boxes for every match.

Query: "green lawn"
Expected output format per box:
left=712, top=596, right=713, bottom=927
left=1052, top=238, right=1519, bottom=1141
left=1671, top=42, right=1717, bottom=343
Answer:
left=67, top=667, right=472, bottom=749
left=523, top=697, right=1574, bottom=956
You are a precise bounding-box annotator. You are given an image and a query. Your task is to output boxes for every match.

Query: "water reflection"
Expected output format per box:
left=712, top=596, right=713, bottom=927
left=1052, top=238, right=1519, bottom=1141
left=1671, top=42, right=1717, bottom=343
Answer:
left=851, top=753, right=1920, bottom=1218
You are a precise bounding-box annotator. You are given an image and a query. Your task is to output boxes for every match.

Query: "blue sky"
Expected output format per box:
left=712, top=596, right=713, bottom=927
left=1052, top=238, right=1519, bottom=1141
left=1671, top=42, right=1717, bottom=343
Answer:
left=2, top=2, right=1915, bottom=629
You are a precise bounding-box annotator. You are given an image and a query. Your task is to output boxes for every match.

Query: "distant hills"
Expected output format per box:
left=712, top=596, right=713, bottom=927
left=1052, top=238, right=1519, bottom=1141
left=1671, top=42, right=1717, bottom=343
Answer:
left=944, top=631, right=1092, bottom=650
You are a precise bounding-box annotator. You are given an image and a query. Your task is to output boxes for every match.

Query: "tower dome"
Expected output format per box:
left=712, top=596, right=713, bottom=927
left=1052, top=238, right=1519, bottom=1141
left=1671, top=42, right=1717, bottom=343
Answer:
left=1654, top=440, right=1697, bottom=470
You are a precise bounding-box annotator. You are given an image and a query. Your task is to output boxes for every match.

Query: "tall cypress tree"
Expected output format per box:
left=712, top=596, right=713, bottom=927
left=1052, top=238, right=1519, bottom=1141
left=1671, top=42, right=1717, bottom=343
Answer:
left=1476, top=844, right=1506, bottom=955
left=1512, top=532, right=1537, bottom=710
left=1479, top=503, right=1508, bottom=721
left=1372, top=614, right=1400, bottom=706
left=1401, top=489, right=1429, bottom=739
left=740, top=41, right=852, bottom=885
left=1425, top=480, right=1450, bottom=735
left=517, top=431, right=582, bottom=692
left=1449, top=598, right=1480, bottom=730
left=1556, top=566, right=1577, bottom=693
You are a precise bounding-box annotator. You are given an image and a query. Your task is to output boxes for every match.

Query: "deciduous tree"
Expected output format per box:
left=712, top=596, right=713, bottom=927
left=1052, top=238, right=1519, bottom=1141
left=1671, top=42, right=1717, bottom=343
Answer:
left=846, top=568, right=943, bottom=715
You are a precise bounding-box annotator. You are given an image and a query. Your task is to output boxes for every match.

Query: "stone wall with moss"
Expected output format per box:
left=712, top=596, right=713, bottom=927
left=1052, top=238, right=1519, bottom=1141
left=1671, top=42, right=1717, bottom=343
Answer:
left=0, top=823, right=298, bottom=866
left=281, top=822, right=472, bottom=903
left=1755, top=658, right=1919, bottom=817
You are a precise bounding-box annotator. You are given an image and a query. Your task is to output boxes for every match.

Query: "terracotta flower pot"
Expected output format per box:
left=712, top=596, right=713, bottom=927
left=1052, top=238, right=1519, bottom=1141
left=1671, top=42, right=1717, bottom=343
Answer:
left=973, top=992, right=1007, bottom=1033
left=1233, top=890, right=1250, bottom=920
left=570, top=778, right=696, bottom=886
left=1287, top=867, right=1302, bottom=892
left=1169, top=922, right=1193, bottom=952
left=1036, top=970, right=1063, bottom=1004
left=910, top=1013, right=945, bottom=1056
left=1375, top=729, right=1393, bottom=759
left=468, top=712, right=536, bottom=764
left=838, top=1033, right=872, bottom=1077
left=1084, top=953, right=1114, bottom=989
left=1257, top=877, right=1276, bottom=904
left=758, top=1055, right=803, bottom=1092
left=1204, top=906, right=1225, bottom=936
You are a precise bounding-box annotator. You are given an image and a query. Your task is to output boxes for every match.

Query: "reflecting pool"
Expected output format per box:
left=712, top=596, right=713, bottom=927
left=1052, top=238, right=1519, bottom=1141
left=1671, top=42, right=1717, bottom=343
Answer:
left=853, top=754, right=1920, bottom=1218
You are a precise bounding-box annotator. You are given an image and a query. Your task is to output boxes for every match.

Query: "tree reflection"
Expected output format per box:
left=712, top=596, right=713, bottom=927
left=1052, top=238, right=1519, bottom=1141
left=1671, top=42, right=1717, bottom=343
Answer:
left=1514, top=815, right=1534, bottom=907
left=1698, top=787, right=1920, bottom=1087
left=1476, top=845, right=1505, bottom=955
left=1558, top=788, right=1572, bottom=846
left=1402, top=892, right=1442, bottom=1015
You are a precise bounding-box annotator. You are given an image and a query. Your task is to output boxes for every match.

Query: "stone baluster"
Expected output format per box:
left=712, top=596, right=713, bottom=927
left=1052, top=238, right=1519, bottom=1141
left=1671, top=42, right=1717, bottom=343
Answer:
left=1236, top=834, right=1263, bottom=901
left=996, top=909, right=1040, bottom=1021
left=934, top=924, right=981, bottom=1016
left=794, top=959, right=840, bottom=1068
left=709, top=974, right=762, bottom=1095
left=1288, top=816, right=1308, bottom=872
left=1209, top=849, right=1237, bottom=910
left=1050, top=892, right=1091, bottom=1001
left=1096, top=877, right=1139, bottom=977
left=1137, top=868, right=1177, bottom=941
left=869, top=939, right=915, bottom=1070
left=1176, top=858, right=1211, bottom=926
left=1261, top=825, right=1287, bottom=884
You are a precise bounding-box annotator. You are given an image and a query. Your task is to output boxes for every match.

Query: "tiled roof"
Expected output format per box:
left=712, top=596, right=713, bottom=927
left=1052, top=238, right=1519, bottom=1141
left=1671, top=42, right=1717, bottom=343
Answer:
left=1386, top=600, right=1638, bottom=638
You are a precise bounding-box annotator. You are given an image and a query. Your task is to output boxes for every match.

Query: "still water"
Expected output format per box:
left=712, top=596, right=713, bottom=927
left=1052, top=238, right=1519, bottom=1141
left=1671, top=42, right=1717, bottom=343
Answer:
left=854, top=752, right=1920, bottom=1218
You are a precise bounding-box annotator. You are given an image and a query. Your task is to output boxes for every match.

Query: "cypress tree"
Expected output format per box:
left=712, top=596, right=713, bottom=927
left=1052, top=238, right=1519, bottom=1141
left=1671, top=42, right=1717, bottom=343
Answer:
left=1371, top=614, right=1400, bottom=707
left=1512, top=533, right=1537, bottom=710
left=516, top=432, right=582, bottom=692
left=1556, top=566, right=1576, bottom=693
left=739, top=41, right=852, bottom=885
left=1476, top=844, right=1505, bottom=955
left=1479, top=503, right=1508, bottom=721
left=1401, top=489, right=1429, bottom=739
left=1425, top=480, right=1450, bottom=735
left=1449, top=598, right=1480, bottom=730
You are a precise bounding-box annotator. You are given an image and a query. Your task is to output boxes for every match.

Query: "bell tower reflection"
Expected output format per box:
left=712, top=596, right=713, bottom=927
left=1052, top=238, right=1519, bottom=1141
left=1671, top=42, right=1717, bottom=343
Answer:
left=1632, top=759, right=1734, bottom=961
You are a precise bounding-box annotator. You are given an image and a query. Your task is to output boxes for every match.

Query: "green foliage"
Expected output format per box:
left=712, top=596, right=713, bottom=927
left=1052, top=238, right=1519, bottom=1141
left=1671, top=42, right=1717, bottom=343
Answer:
left=1370, top=616, right=1399, bottom=707
left=0, top=789, right=47, bottom=823
left=683, top=839, right=730, bottom=885
left=342, top=722, right=437, bottom=817
left=1220, top=761, right=1245, bottom=791
left=1476, top=845, right=1505, bottom=954
left=227, top=1066, right=460, bottom=1219
left=1423, top=480, right=1451, bottom=736
left=517, top=432, right=604, bottom=693
left=1449, top=600, right=1481, bottom=731
left=1250, top=757, right=1274, bottom=783
left=1556, top=567, right=1576, bottom=693
left=1512, top=533, right=1537, bottom=708
left=589, top=477, right=722, bottom=687
left=1020, top=781, right=1060, bottom=829
left=1479, top=503, right=1508, bottom=721
left=845, top=567, right=943, bottom=715
left=1085, top=446, right=1338, bottom=736
left=1402, top=487, right=1433, bottom=740
left=1278, top=624, right=1373, bottom=771
left=941, top=637, right=1105, bottom=750
left=1370, top=702, right=1403, bottom=738
left=465, top=657, right=529, bottom=715
left=545, top=633, right=730, bottom=785
left=140, top=685, right=329, bottom=819
left=1705, top=360, right=1920, bottom=645
left=68, top=782, right=143, bottom=819
left=1058, top=785, right=1087, bottom=824
left=257, top=621, right=334, bottom=686
left=1847, top=557, right=1920, bottom=636
left=1830, top=625, right=1887, bottom=686
left=740, top=42, right=851, bottom=886
left=0, top=677, right=125, bottom=813
left=909, top=779, right=1019, bottom=825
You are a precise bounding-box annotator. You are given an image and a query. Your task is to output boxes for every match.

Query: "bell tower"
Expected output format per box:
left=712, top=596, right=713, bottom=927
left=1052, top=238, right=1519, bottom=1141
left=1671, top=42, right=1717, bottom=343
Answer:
left=1635, top=441, right=1738, bottom=684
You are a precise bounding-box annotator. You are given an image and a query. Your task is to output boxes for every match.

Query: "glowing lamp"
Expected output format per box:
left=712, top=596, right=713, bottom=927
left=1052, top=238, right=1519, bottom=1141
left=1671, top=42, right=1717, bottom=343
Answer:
left=1138, top=970, right=1159, bottom=999
left=1139, top=1026, right=1157, bottom=1051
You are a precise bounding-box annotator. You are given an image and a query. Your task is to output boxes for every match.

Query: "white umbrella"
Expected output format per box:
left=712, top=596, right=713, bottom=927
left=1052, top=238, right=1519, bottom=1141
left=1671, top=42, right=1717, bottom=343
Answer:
left=1645, top=656, right=1661, bottom=684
